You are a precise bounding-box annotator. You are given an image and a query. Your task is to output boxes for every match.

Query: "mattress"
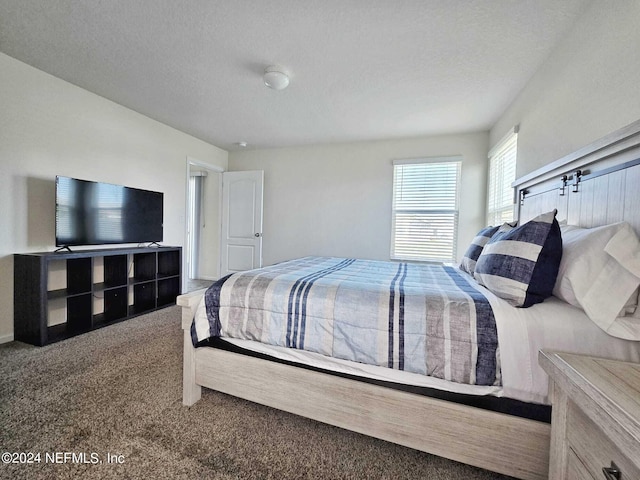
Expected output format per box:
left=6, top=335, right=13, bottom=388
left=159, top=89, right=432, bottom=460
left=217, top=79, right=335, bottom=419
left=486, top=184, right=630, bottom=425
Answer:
left=192, top=265, right=640, bottom=405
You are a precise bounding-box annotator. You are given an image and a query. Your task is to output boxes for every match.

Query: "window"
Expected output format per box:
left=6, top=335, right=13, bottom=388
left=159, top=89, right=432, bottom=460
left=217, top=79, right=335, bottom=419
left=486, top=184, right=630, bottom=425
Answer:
left=391, top=157, right=461, bottom=263
left=487, top=127, right=518, bottom=226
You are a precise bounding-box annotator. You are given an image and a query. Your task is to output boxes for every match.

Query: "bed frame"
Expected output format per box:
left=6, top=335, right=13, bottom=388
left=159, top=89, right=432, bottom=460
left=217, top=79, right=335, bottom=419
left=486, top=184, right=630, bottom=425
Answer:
left=179, top=119, right=640, bottom=480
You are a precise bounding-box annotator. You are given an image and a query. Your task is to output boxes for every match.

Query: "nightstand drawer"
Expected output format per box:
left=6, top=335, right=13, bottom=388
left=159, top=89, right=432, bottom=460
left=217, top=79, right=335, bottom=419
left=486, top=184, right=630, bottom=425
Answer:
left=567, top=402, right=639, bottom=480
left=567, top=448, right=594, bottom=480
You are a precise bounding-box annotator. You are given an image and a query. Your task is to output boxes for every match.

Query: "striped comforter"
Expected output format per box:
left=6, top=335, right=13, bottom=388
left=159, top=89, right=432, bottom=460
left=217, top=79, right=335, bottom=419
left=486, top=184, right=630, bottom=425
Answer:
left=191, top=257, right=500, bottom=386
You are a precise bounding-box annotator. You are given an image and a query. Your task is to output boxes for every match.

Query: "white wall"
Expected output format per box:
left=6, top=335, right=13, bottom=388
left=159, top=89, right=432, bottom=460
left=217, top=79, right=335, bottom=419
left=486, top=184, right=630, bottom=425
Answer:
left=0, top=53, right=228, bottom=342
left=491, top=0, right=640, bottom=177
left=229, top=133, right=489, bottom=267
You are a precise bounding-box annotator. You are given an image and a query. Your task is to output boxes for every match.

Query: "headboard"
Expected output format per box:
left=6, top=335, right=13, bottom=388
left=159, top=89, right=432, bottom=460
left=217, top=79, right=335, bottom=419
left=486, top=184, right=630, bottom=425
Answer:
left=514, top=119, right=640, bottom=235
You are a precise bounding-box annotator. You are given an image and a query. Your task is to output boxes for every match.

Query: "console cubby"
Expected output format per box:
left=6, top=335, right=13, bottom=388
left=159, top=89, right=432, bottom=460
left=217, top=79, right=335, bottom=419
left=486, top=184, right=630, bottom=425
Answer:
left=132, top=282, right=156, bottom=314
left=103, top=286, right=128, bottom=322
left=133, top=252, right=156, bottom=282
left=103, top=255, right=128, bottom=288
left=67, top=258, right=92, bottom=295
left=67, top=294, right=93, bottom=332
left=158, top=249, right=180, bottom=278
left=14, top=246, right=182, bottom=346
left=158, top=276, right=181, bottom=307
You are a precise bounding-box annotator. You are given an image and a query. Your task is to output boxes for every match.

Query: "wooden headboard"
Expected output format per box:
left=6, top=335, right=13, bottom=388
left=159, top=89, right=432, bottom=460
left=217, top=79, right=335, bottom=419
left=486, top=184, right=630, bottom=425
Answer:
left=514, top=119, right=640, bottom=235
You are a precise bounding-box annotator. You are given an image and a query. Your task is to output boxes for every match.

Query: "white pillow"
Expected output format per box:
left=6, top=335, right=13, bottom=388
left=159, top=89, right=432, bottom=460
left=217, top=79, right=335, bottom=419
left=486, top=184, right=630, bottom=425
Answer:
left=554, top=222, right=640, bottom=340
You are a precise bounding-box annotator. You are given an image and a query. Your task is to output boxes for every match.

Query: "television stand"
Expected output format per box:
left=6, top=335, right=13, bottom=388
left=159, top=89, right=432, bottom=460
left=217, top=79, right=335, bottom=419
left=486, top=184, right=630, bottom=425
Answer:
left=13, top=246, right=182, bottom=346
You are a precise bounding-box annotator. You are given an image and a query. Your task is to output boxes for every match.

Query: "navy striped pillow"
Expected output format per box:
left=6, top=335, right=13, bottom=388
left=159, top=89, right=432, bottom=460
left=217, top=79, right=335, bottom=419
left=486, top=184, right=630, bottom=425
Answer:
left=474, top=210, right=562, bottom=307
left=459, top=226, right=500, bottom=275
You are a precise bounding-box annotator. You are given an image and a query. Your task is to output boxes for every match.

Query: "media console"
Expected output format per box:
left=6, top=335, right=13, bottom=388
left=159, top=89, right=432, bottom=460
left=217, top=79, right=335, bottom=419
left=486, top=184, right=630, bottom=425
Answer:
left=14, top=246, right=182, bottom=346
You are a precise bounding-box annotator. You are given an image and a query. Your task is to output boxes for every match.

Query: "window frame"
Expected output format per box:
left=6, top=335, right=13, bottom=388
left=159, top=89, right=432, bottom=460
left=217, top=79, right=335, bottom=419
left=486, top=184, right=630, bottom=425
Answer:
left=486, top=127, right=518, bottom=226
left=390, top=156, right=462, bottom=263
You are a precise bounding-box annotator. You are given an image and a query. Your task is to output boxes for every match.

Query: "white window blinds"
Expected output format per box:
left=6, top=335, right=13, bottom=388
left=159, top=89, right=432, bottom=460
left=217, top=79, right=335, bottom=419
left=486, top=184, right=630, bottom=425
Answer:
left=391, top=158, right=461, bottom=263
left=487, top=127, right=518, bottom=226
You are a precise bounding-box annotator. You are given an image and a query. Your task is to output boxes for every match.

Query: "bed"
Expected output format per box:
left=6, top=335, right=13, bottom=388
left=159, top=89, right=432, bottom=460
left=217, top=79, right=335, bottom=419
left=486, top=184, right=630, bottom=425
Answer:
left=178, top=119, right=640, bottom=480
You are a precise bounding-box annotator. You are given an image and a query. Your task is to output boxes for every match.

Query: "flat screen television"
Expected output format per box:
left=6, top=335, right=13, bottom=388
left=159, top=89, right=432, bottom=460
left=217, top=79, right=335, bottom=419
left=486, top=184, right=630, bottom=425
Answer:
left=55, top=176, right=164, bottom=247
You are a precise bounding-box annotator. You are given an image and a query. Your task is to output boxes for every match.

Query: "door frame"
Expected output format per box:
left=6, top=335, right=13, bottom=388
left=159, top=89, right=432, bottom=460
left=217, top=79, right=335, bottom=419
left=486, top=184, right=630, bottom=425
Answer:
left=184, top=156, right=224, bottom=294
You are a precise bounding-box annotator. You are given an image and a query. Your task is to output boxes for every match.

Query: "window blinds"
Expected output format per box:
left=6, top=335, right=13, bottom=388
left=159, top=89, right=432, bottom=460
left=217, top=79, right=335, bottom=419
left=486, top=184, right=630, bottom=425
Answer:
left=487, top=128, right=518, bottom=226
left=391, top=158, right=461, bottom=263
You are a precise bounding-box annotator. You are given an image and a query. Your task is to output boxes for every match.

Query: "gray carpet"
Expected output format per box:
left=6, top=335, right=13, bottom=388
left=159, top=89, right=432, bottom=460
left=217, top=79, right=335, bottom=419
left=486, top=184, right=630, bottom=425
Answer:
left=0, top=307, right=513, bottom=479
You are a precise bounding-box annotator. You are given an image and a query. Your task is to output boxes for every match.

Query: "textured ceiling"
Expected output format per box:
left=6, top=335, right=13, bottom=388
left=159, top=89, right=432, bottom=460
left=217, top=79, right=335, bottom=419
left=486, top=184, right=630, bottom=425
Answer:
left=0, top=0, right=591, bottom=151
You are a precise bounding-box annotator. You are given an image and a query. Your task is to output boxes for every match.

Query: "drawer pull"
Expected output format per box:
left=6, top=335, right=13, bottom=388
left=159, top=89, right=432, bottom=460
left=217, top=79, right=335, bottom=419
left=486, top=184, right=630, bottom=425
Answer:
left=602, top=462, right=621, bottom=480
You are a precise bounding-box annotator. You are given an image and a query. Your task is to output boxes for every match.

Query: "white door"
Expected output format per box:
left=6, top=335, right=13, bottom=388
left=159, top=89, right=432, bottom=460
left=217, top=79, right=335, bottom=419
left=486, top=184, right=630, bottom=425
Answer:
left=220, top=171, right=264, bottom=276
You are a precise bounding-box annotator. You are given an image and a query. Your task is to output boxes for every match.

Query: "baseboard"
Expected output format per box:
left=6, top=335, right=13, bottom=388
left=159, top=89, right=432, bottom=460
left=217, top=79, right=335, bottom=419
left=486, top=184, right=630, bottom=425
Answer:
left=0, top=333, right=15, bottom=344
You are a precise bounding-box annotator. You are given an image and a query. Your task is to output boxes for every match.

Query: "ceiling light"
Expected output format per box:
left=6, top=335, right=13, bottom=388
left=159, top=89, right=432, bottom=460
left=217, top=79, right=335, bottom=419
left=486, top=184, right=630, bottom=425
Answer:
left=263, top=65, right=290, bottom=90
left=237, top=141, right=248, bottom=148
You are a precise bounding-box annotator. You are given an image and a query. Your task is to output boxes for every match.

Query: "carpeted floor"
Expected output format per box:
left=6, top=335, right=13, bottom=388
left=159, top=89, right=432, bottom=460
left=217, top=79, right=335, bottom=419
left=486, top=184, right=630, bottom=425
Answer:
left=0, top=307, right=513, bottom=479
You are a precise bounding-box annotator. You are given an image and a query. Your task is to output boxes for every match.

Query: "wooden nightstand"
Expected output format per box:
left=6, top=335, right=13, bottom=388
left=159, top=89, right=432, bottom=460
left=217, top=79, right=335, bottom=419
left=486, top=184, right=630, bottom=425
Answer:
left=539, top=351, right=640, bottom=480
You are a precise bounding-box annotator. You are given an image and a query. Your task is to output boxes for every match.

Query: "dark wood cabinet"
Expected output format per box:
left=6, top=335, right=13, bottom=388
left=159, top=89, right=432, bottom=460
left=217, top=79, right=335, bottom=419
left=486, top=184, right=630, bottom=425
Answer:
left=14, top=246, right=182, bottom=346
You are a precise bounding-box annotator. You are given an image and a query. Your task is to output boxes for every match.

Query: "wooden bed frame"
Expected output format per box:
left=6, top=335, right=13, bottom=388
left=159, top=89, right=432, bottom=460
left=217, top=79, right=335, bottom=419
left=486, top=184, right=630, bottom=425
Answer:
left=178, top=119, right=640, bottom=480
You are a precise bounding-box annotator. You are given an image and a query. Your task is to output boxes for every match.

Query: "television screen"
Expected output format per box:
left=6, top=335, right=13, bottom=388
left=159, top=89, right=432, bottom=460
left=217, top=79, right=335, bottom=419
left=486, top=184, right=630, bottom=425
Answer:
left=55, top=176, right=163, bottom=246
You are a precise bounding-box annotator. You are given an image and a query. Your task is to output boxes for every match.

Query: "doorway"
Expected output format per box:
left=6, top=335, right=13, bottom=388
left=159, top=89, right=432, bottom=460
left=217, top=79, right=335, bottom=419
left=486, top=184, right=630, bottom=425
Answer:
left=185, top=158, right=223, bottom=293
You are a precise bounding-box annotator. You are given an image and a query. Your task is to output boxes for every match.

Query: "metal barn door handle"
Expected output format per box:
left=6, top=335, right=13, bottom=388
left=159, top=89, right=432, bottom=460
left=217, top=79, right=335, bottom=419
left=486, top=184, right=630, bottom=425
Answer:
left=602, top=462, right=621, bottom=480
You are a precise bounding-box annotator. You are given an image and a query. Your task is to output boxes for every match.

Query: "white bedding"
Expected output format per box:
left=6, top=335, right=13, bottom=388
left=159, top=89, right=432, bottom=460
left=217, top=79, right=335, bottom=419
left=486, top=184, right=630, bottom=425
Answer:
left=193, top=267, right=640, bottom=405
left=490, top=291, right=640, bottom=403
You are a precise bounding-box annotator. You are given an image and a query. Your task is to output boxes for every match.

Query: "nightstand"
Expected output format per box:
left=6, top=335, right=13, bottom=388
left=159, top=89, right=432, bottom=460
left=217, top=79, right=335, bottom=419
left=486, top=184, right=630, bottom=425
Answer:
left=539, top=351, right=640, bottom=480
